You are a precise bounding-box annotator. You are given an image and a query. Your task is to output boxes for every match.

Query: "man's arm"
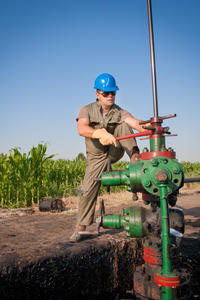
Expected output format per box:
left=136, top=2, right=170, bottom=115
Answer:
left=124, top=116, right=144, bottom=132
left=77, top=118, right=117, bottom=146
left=77, top=118, right=95, bottom=138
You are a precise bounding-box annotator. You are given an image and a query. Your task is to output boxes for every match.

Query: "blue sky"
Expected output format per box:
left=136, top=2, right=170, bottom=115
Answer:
left=0, top=0, right=199, bottom=162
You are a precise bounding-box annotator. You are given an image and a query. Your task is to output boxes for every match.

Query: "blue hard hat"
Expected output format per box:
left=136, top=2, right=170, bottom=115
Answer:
left=94, top=73, right=119, bottom=91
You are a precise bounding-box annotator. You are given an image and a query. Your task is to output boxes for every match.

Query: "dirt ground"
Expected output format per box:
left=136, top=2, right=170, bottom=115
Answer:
left=0, top=184, right=200, bottom=299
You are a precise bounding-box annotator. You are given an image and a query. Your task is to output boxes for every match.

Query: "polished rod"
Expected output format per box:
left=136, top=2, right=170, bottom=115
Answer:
left=147, top=0, right=159, bottom=118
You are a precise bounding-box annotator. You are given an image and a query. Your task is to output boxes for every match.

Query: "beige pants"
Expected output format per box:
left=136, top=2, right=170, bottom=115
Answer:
left=78, top=122, right=137, bottom=226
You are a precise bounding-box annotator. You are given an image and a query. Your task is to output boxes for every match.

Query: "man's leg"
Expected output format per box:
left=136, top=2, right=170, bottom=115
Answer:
left=70, top=123, right=140, bottom=242
left=69, top=152, right=109, bottom=242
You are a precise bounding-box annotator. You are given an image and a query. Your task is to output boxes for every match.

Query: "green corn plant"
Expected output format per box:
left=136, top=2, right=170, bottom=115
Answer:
left=19, top=153, right=31, bottom=207
left=28, top=142, right=56, bottom=204
left=181, top=161, right=200, bottom=178
left=8, top=147, right=24, bottom=206
left=0, top=154, right=9, bottom=206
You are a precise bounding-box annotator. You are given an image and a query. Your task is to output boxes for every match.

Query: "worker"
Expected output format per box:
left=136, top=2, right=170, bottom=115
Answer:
left=69, top=73, right=146, bottom=243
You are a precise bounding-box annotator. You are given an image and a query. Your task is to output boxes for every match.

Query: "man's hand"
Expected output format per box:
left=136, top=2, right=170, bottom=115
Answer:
left=141, top=122, right=152, bottom=131
left=92, top=128, right=117, bottom=147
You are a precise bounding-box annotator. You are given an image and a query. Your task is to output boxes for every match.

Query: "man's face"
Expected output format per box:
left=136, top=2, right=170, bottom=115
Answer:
left=96, top=90, right=116, bottom=108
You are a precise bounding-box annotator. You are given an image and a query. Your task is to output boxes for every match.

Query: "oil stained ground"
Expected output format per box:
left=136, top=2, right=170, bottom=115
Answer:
left=0, top=194, right=200, bottom=299
left=0, top=236, right=143, bottom=299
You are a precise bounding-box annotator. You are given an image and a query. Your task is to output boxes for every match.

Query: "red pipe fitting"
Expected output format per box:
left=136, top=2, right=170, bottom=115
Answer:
left=154, top=272, right=180, bottom=288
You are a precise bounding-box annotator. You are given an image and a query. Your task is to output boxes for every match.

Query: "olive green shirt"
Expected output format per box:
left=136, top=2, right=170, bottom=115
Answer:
left=77, top=101, right=132, bottom=133
left=77, top=101, right=133, bottom=155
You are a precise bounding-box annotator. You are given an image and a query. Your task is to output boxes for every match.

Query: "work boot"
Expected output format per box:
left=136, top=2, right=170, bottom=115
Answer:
left=69, top=224, right=86, bottom=243
left=130, top=153, right=141, bottom=163
left=132, top=192, right=138, bottom=201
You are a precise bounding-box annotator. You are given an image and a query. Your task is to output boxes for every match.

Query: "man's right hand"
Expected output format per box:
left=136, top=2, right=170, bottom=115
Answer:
left=92, top=128, right=117, bottom=147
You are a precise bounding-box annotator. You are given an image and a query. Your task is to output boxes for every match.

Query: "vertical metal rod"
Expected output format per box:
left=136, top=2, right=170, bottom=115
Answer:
left=147, top=0, right=159, bottom=118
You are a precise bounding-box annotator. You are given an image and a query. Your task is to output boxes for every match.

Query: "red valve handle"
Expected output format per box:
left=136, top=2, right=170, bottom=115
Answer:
left=116, top=130, right=152, bottom=141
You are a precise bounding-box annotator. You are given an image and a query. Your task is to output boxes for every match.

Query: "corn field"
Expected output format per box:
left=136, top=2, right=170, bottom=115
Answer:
left=0, top=143, right=199, bottom=208
left=0, top=143, right=85, bottom=208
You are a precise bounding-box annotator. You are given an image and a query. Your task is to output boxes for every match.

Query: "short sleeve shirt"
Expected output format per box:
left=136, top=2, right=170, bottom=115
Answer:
left=77, top=106, right=132, bottom=122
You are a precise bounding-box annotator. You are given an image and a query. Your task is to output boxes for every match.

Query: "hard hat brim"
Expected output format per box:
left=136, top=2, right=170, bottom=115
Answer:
left=94, top=86, right=119, bottom=91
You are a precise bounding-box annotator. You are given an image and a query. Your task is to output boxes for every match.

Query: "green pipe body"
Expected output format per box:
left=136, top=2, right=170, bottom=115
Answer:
left=101, top=152, right=184, bottom=300
left=159, top=185, right=171, bottom=273
left=101, top=162, right=145, bottom=193
left=150, top=135, right=166, bottom=152
left=101, top=157, right=183, bottom=197
left=159, top=184, right=173, bottom=300
left=102, top=206, right=150, bottom=237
